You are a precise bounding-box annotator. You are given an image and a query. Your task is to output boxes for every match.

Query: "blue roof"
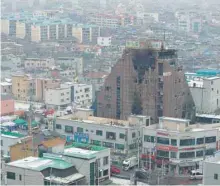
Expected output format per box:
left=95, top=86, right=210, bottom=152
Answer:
left=196, top=69, right=220, bottom=76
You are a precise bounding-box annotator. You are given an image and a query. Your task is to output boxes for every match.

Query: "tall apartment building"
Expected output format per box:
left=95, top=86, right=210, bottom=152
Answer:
left=97, top=40, right=196, bottom=123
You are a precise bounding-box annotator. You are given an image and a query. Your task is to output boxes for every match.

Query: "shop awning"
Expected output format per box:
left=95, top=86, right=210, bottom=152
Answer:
left=13, top=119, right=27, bottom=125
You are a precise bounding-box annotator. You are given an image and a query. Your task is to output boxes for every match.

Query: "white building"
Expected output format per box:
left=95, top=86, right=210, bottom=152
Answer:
left=55, top=114, right=150, bottom=158
left=24, top=58, right=55, bottom=69
left=142, top=117, right=220, bottom=175
left=0, top=131, right=26, bottom=157
left=56, top=57, right=83, bottom=75
left=188, top=77, right=220, bottom=114
left=4, top=155, right=86, bottom=185
left=60, top=142, right=111, bottom=185
left=70, top=83, right=93, bottom=107
left=0, top=82, right=12, bottom=94
left=97, top=37, right=112, bottom=47
left=178, top=15, right=191, bottom=32
left=203, top=153, right=220, bottom=185
left=45, top=86, right=71, bottom=109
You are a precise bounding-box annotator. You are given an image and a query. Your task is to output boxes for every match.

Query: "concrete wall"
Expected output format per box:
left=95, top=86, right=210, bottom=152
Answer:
left=0, top=135, right=20, bottom=156
left=0, top=99, right=14, bottom=116
left=5, top=165, right=44, bottom=185
left=203, top=161, right=220, bottom=185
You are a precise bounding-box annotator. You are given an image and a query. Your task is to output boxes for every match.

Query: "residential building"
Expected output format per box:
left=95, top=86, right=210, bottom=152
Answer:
left=16, top=21, right=26, bottom=39
left=203, top=153, right=220, bottom=185
left=0, top=82, right=12, bottom=94
left=97, top=37, right=112, bottom=47
left=12, top=74, right=34, bottom=101
left=24, top=58, right=55, bottom=69
left=97, top=40, right=195, bottom=123
left=44, top=86, right=71, bottom=109
left=178, top=15, right=191, bottom=32
left=0, top=131, right=26, bottom=157
left=35, top=78, right=61, bottom=102
left=55, top=114, right=150, bottom=158
left=188, top=76, right=220, bottom=114
left=191, top=17, right=202, bottom=33
left=0, top=94, right=15, bottom=116
left=68, top=83, right=93, bottom=107
left=4, top=155, right=86, bottom=185
left=1, top=19, right=10, bottom=35
left=56, top=57, right=84, bottom=75
left=142, top=117, right=220, bottom=175
left=80, top=71, right=109, bottom=101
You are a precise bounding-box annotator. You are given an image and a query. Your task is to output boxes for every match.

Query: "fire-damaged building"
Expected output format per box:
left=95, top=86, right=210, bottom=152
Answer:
left=96, top=40, right=196, bottom=123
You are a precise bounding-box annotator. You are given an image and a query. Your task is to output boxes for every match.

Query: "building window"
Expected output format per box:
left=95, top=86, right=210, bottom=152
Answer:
left=103, top=156, right=109, bottom=165
left=171, top=139, right=177, bottom=146
left=103, top=169, right=109, bottom=176
left=157, top=150, right=169, bottom=158
left=103, top=142, right=114, bottom=148
left=205, top=136, right=216, bottom=143
left=56, top=124, right=62, bottom=129
left=205, top=148, right=215, bottom=156
left=118, top=133, right=124, bottom=139
left=157, top=137, right=169, bottom=145
left=214, top=173, right=218, bottom=180
left=170, top=151, right=177, bottom=158
left=1, top=140, right=3, bottom=146
left=196, top=138, right=204, bottom=145
left=19, top=175, right=22, bottom=181
left=7, top=172, right=15, bottom=180
left=96, top=130, right=103, bottom=136
left=179, top=151, right=195, bottom=158
left=115, top=143, right=125, bottom=150
left=106, top=132, right=116, bottom=140
left=196, top=150, right=203, bottom=157
left=77, top=127, right=83, bottom=133
left=131, top=132, right=136, bottom=138
left=180, top=138, right=195, bottom=146
left=65, top=125, right=73, bottom=133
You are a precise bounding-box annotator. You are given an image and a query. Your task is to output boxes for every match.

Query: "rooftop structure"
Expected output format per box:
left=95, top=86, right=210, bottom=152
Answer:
left=0, top=131, right=25, bottom=138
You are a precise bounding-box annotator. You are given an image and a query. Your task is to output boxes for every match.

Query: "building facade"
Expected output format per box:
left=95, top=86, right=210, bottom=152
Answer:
left=55, top=114, right=150, bottom=158
left=188, top=75, right=220, bottom=114
left=142, top=117, right=220, bottom=175
left=44, top=86, right=71, bottom=109
left=0, top=82, right=12, bottom=94
left=97, top=40, right=196, bottom=123
left=0, top=94, right=15, bottom=116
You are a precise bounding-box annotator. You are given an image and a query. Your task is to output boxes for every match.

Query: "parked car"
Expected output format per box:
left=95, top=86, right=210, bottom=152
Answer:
left=111, top=165, right=120, bottom=175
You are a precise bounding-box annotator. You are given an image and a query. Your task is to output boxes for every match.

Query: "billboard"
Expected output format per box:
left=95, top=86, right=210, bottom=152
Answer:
left=74, top=132, right=89, bottom=143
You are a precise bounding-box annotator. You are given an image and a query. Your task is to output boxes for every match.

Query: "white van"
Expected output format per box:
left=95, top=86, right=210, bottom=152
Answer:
left=190, top=170, right=203, bottom=180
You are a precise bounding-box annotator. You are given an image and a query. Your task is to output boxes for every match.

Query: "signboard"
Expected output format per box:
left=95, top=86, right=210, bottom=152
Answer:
left=157, top=132, right=169, bottom=136
left=156, top=145, right=178, bottom=152
left=163, top=72, right=172, bottom=77
left=74, top=132, right=89, bottom=143
left=66, top=135, right=73, bottom=142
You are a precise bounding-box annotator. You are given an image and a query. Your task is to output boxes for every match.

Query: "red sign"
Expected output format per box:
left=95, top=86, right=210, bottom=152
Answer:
left=157, top=132, right=169, bottom=136
left=141, top=154, right=156, bottom=160
left=156, top=145, right=178, bottom=152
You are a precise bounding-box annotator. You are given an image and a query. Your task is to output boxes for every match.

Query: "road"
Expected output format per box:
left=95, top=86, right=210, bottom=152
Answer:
left=112, top=166, right=202, bottom=185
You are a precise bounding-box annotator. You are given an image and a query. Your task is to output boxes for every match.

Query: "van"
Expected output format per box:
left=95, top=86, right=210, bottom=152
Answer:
left=190, top=170, right=203, bottom=180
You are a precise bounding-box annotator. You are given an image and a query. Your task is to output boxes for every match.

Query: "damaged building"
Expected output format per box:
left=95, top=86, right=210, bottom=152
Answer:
left=96, top=40, right=196, bottom=123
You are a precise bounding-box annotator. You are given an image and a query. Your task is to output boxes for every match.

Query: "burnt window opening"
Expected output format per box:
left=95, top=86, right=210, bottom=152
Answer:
left=158, top=63, right=163, bottom=76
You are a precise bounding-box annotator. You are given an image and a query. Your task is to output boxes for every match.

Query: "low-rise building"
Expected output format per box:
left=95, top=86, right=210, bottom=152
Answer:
left=203, top=153, right=220, bottom=185
left=142, top=117, right=220, bottom=175
left=0, top=82, right=12, bottom=94
left=68, top=83, right=93, bottom=107
left=61, top=142, right=111, bottom=185
left=188, top=76, right=220, bottom=114
left=24, top=58, right=55, bottom=69
left=45, top=86, right=71, bottom=109
left=55, top=114, right=150, bottom=159
left=0, top=94, right=15, bottom=116
left=4, top=155, right=86, bottom=185
left=97, top=37, right=112, bottom=47
left=0, top=131, right=26, bottom=157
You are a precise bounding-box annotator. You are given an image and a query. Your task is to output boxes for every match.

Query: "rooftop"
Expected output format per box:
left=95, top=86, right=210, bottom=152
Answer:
left=0, top=82, right=12, bottom=86
left=0, top=131, right=25, bottom=138
left=41, top=137, right=65, bottom=148
left=7, top=156, right=72, bottom=171
left=64, top=142, right=107, bottom=160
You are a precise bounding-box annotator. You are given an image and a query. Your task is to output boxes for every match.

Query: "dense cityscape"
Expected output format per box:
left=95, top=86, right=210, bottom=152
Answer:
left=1, top=0, right=220, bottom=185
